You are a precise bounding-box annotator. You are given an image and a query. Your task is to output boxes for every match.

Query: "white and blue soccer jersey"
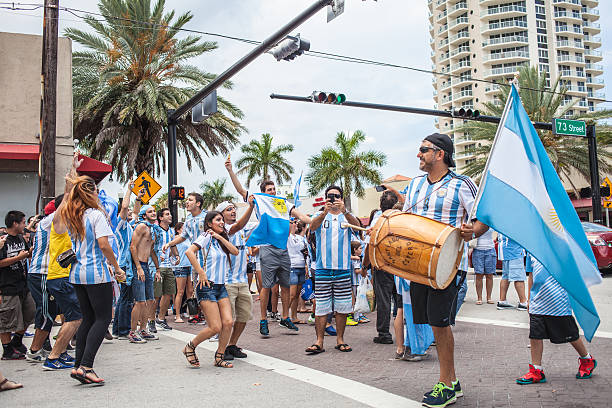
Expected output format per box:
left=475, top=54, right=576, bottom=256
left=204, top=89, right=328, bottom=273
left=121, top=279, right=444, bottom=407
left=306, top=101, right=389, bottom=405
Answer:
left=225, top=224, right=253, bottom=284
left=69, top=209, right=115, bottom=285
left=403, top=171, right=477, bottom=272
left=114, top=218, right=134, bottom=283
left=193, top=233, right=230, bottom=285
left=181, top=212, right=207, bottom=265
left=174, top=240, right=192, bottom=268
left=527, top=255, right=572, bottom=316
left=498, top=233, right=524, bottom=261
left=29, top=214, right=54, bottom=275
left=154, top=225, right=175, bottom=268
left=313, top=211, right=353, bottom=271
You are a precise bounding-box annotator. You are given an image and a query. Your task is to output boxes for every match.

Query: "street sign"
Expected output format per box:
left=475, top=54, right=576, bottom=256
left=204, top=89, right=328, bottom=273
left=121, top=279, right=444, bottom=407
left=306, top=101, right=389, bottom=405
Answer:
left=132, top=170, right=161, bottom=204
left=552, top=118, right=586, bottom=137
left=604, top=201, right=612, bottom=209
left=603, top=177, right=612, bottom=200
left=327, top=0, right=344, bottom=22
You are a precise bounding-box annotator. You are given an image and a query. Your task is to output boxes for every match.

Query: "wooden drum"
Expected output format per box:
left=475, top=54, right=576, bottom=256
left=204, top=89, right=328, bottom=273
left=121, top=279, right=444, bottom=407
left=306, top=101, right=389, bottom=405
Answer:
left=368, top=210, right=463, bottom=289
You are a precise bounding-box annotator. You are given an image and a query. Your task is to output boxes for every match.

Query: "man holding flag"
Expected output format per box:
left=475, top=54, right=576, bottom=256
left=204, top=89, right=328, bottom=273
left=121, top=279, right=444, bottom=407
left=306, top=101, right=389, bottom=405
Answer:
left=470, top=81, right=601, bottom=384
left=225, top=158, right=311, bottom=337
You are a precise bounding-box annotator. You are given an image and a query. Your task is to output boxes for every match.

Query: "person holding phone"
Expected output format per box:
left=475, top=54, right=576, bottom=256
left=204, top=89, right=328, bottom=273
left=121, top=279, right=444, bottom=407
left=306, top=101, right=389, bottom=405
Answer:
left=182, top=211, right=238, bottom=369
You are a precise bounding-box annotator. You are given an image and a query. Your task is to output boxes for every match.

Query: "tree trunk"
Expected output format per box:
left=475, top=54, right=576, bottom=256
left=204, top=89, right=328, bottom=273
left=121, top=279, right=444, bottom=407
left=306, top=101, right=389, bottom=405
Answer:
left=343, top=177, right=352, bottom=212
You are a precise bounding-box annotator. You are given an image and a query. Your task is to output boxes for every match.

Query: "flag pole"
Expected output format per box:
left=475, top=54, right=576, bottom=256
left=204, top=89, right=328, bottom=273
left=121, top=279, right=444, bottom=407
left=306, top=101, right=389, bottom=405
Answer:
left=469, top=75, right=519, bottom=221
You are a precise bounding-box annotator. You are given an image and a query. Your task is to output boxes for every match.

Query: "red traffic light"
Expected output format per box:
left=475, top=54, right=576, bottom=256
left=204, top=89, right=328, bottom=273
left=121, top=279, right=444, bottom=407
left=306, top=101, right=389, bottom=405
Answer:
left=170, top=186, right=185, bottom=200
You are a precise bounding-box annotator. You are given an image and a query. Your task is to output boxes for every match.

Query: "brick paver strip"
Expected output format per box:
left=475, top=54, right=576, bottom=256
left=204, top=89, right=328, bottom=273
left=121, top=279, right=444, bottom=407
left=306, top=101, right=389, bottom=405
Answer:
left=168, top=300, right=611, bottom=408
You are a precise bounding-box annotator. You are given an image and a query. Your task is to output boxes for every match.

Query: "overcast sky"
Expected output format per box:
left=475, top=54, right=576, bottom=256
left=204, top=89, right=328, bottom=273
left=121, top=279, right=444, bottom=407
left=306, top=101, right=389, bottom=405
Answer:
left=1, top=0, right=611, bottom=201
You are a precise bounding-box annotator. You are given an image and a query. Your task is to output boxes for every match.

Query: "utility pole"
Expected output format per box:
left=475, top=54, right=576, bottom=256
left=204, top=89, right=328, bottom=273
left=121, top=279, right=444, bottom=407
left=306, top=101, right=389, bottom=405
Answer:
left=40, top=0, right=59, bottom=210
left=587, top=124, right=602, bottom=223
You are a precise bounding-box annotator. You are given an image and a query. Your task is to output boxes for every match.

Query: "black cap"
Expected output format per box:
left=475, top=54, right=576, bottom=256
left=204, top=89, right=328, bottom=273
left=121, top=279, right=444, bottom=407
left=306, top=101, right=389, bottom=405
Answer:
left=424, top=132, right=455, bottom=168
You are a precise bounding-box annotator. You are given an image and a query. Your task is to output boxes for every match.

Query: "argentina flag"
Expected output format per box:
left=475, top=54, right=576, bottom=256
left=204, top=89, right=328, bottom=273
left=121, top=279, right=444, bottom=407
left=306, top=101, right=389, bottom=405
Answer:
left=473, top=84, right=602, bottom=341
left=293, top=172, right=303, bottom=208
left=246, top=193, right=291, bottom=250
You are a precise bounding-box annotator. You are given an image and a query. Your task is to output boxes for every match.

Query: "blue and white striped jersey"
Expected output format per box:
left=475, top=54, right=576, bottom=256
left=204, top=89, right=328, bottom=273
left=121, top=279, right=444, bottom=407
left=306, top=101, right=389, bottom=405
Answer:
left=497, top=233, right=524, bottom=261
left=114, top=218, right=134, bottom=284
left=313, top=211, right=353, bottom=271
left=527, top=255, right=572, bottom=316
left=181, top=211, right=207, bottom=265
left=225, top=224, right=253, bottom=284
left=154, top=225, right=175, bottom=268
left=28, top=214, right=54, bottom=275
left=174, top=240, right=192, bottom=268
left=193, top=233, right=230, bottom=284
left=69, top=209, right=115, bottom=285
left=403, top=171, right=477, bottom=272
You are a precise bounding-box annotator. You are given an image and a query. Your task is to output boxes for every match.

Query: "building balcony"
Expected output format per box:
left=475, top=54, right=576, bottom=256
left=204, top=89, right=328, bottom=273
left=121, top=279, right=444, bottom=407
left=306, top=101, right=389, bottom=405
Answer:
left=449, top=31, right=470, bottom=45
left=455, top=135, right=473, bottom=144
left=482, top=34, right=528, bottom=49
left=582, top=21, right=601, bottom=34
left=439, top=52, right=451, bottom=64
left=480, top=5, right=527, bottom=20
left=484, top=65, right=526, bottom=79
left=448, top=1, right=468, bottom=18
left=484, top=84, right=501, bottom=94
left=553, top=11, right=582, bottom=23
left=479, top=0, right=513, bottom=6
left=449, top=16, right=469, bottom=31
left=440, top=80, right=452, bottom=91
left=455, top=151, right=476, bottom=160
left=439, top=37, right=450, bottom=51
left=554, top=25, right=582, bottom=35
left=581, top=7, right=600, bottom=21
left=450, top=60, right=472, bottom=74
left=436, top=9, right=447, bottom=23
left=449, top=45, right=470, bottom=59
left=586, top=77, right=605, bottom=88
left=435, top=0, right=446, bottom=11
left=556, top=55, right=585, bottom=65
left=440, top=95, right=453, bottom=106
left=438, top=24, right=448, bottom=34
left=451, top=76, right=474, bottom=87
left=585, top=63, right=603, bottom=74
left=559, top=70, right=586, bottom=80
left=453, top=89, right=473, bottom=103
left=555, top=40, right=584, bottom=50
left=581, top=0, right=598, bottom=8
left=588, top=91, right=605, bottom=100
left=482, top=20, right=528, bottom=35
left=583, top=35, right=602, bottom=48
left=585, top=49, right=603, bottom=61
left=484, top=50, right=530, bottom=64
left=552, top=0, right=581, bottom=7
left=564, top=85, right=587, bottom=94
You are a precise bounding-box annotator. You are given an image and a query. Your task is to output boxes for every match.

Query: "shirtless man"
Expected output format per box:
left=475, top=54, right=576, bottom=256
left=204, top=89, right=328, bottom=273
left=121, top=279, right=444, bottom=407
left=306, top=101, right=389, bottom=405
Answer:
left=129, top=205, right=160, bottom=343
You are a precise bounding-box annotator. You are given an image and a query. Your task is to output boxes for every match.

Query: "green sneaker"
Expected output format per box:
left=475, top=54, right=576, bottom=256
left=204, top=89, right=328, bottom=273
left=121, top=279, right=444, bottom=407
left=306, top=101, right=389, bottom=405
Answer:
left=422, top=382, right=456, bottom=408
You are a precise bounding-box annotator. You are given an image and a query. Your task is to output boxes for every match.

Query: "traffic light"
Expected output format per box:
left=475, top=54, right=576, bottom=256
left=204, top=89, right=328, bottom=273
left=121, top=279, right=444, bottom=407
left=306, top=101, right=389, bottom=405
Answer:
left=270, top=33, right=310, bottom=61
left=191, top=90, right=217, bottom=123
left=579, top=186, right=611, bottom=198
left=452, top=107, right=480, bottom=119
left=170, top=186, right=185, bottom=201
left=311, top=91, right=346, bottom=104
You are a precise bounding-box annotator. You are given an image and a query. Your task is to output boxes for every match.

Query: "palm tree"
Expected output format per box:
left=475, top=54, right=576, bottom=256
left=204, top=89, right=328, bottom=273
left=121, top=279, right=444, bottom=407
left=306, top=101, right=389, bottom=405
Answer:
left=200, top=179, right=235, bottom=210
left=456, top=66, right=612, bottom=192
left=306, top=130, right=386, bottom=211
left=67, top=0, right=246, bottom=182
left=235, top=133, right=294, bottom=187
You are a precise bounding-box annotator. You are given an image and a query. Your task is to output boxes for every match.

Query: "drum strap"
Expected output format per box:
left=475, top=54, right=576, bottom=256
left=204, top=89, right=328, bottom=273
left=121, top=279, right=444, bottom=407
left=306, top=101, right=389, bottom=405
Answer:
left=456, top=270, right=467, bottom=288
left=404, top=176, right=455, bottom=213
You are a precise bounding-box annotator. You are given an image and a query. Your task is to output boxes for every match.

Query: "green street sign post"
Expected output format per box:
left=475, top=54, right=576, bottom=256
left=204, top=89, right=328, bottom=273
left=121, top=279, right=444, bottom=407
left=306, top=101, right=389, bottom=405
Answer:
left=553, top=118, right=587, bottom=137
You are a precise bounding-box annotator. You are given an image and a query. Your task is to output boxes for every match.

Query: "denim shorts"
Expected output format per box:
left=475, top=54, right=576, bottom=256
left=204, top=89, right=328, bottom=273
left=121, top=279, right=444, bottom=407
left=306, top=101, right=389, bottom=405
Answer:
left=46, top=277, right=82, bottom=322
left=472, top=248, right=497, bottom=275
left=173, top=266, right=191, bottom=278
left=131, top=262, right=154, bottom=302
left=290, top=267, right=306, bottom=286
left=502, top=258, right=526, bottom=282
left=195, top=283, right=228, bottom=303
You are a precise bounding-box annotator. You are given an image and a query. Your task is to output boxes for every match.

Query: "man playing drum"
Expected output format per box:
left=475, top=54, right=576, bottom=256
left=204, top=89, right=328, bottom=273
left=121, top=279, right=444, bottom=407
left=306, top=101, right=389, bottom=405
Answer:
left=403, top=133, right=488, bottom=408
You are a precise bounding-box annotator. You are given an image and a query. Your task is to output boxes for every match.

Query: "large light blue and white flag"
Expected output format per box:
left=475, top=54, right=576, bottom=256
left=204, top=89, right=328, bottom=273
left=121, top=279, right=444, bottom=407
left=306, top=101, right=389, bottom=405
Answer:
left=246, top=193, right=290, bottom=250
left=293, top=172, right=303, bottom=208
left=473, top=84, right=602, bottom=341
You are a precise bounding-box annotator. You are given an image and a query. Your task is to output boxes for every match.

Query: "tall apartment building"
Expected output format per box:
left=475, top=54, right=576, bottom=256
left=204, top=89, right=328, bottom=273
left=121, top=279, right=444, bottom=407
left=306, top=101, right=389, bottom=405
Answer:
left=428, top=0, right=603, bottom=170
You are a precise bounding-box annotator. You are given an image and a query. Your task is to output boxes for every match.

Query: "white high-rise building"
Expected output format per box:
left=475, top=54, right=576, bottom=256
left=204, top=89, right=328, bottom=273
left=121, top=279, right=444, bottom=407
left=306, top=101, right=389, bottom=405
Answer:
left=428, top=0, right=603, bottom=171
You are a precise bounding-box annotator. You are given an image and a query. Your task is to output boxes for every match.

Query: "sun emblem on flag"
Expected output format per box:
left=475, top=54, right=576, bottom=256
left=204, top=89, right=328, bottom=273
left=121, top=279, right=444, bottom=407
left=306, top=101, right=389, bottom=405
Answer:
left=272, top=198, right=288, bottom=216
left=548, top=208, right=564, bottom=233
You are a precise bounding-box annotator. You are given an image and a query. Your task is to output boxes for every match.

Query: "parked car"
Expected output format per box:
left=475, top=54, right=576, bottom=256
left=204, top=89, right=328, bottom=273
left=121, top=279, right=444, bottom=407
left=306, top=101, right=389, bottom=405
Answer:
left=582, top=222, right=612, bottom=272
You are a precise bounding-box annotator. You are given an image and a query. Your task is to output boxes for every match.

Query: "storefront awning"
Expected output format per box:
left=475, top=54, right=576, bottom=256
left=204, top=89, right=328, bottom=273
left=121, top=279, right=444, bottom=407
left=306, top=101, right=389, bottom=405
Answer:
left=77, top=154, right=112, bottom=184
left=0, top=143, right=39, bottom=160
left=571, top=198, right=604, bottom=208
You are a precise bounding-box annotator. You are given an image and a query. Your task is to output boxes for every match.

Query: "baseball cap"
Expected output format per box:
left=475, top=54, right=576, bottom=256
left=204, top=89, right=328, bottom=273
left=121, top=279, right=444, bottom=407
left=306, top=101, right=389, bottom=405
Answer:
left=424, top=132, right=455, bottom=168
left=215, top=201, right=234, bottom=213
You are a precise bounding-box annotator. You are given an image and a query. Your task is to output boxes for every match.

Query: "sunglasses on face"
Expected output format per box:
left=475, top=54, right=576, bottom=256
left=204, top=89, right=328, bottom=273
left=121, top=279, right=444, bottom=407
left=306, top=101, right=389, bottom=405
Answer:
left=327, top=193, right=342, bottom=201
left=419, top=146, right=441, bottom=154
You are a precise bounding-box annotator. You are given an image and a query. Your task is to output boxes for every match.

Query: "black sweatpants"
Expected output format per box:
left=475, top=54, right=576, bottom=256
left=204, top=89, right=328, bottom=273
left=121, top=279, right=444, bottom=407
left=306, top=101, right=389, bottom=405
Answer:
left=74, top=283, right=113, bottom=368
left=373, top=268, right=397, bottom=338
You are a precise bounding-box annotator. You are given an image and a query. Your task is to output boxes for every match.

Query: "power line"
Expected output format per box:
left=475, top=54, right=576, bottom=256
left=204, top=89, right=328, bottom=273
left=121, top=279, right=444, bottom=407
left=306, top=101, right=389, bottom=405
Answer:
left=1, top=1, right=610, bottom=105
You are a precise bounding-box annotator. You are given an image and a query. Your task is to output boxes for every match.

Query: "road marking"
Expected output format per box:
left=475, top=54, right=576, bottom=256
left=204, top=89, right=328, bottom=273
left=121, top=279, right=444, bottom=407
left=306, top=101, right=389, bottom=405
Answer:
left=457, top=316, right=612, bottom=339
left=161, top=329, right=421, bottom=408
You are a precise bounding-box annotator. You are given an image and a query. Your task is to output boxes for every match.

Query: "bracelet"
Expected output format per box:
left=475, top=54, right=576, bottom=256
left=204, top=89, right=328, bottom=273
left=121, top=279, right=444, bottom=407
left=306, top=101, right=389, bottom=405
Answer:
left=471, top=232, right=476, bottom=240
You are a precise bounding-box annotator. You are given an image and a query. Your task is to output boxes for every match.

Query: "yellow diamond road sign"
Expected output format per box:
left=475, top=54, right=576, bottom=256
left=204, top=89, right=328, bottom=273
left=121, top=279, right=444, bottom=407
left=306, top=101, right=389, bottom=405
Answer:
left=603, top=176, right=612, bottom=201
left=132, top=171, right=161, bottom=204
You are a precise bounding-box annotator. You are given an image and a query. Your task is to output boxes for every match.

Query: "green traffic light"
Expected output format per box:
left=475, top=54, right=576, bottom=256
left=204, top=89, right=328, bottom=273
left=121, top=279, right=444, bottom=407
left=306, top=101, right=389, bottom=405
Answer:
left=336, top=94, right=346, bottom=104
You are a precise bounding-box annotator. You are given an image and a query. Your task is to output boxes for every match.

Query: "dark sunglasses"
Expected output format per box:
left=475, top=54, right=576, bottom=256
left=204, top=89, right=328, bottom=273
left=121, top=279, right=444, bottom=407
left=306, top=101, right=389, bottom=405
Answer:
left=419, top=146, right=441, bottom=154
left=327, top=193, right=342, bottom=201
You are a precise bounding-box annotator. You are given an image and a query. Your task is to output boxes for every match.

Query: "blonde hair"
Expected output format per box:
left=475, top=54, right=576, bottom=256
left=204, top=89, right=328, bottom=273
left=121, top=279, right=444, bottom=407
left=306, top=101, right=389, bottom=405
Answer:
left=59, top=175, right=103, bottom=240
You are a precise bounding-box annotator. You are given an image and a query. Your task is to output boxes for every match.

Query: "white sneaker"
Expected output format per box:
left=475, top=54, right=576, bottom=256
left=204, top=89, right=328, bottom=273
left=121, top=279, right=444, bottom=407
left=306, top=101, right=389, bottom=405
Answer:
left=517, top=302, right=528, bottom=311
left=496, top=301, right=515, bottom=310
left=26, top=348, right=49, bottom=363
left=307, top=314, right=316, bottom=325
left=209, top=334, right=219, bottom=342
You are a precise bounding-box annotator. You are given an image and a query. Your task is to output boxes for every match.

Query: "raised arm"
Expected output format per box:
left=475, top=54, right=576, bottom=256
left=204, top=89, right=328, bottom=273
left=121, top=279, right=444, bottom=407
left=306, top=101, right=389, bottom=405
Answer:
left=229, top=195, right=256, bottom=236
left=118, top=182, right=134, bottom=221
left=225, top=157, right=248, bottom=201
left=310, top=202, right=332, bottom=231
left=290, top=206, right=312, bottom=225
left=382, top=184, right=405, bottom=206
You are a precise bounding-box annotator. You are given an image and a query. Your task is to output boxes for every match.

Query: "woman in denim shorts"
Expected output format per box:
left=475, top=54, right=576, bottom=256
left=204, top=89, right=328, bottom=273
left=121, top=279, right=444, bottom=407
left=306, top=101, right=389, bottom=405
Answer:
left=172, top=222, right=193, bottom=323
left=182, top=211, right=238, bottom=369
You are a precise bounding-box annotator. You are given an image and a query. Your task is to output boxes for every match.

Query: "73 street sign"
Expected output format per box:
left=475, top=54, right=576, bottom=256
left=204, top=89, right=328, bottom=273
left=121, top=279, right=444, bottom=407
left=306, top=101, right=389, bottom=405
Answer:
left=553, top=118, right=586, bottom=137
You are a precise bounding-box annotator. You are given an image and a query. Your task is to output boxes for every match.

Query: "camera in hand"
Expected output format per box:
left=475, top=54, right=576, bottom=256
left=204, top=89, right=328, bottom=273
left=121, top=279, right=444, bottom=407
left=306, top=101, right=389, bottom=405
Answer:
left=326, top=193, right=342, bottom=202
left=57, top=249, right=77, bottom=269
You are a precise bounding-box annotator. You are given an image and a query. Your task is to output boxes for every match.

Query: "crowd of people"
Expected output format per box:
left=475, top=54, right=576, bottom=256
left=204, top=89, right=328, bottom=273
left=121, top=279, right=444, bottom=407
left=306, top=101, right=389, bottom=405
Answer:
left=0, top=133, right=599, bottom=408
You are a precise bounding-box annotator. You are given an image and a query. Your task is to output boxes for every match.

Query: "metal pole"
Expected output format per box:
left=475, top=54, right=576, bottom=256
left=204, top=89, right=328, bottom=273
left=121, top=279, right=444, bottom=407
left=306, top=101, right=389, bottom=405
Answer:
left=606, top=207, right=609, bottom=227
left=587, top=124, right=602, bottom=223
left=167, top=111, right=178, bottom=225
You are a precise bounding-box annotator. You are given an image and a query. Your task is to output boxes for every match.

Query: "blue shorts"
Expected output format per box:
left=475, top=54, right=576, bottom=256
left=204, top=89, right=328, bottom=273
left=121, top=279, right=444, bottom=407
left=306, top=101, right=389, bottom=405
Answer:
left=196, top=283, right=228, bottom=303
left=314, top=269, right=353, bottom=316
left=173, top=266, right=191, bottom=278
left=27, top=273, right=58, bottom=332
left=472, top=248, right=497, bottom=275
left=131, top=262, right=154, bottom=302
left=290, top=267, right=306, bottom=286
left=46, top=277, right=82, bottom=322
left=502, top=258, right=526, bottom=282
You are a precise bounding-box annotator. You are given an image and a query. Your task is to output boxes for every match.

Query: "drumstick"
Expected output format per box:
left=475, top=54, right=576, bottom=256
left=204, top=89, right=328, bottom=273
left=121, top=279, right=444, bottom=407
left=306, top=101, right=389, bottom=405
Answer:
left=340, top=222, right=368, bottom=231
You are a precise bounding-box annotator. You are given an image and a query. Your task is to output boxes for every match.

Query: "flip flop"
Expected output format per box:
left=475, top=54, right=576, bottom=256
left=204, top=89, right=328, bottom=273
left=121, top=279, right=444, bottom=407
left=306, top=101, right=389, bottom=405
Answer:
left=476, top=300, right=483, bottom=305
left=487, top=300, right=495, bottom=304
left=335, top=343, right=352, bottom=352
left=305, top=344, right=325, bottom=354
